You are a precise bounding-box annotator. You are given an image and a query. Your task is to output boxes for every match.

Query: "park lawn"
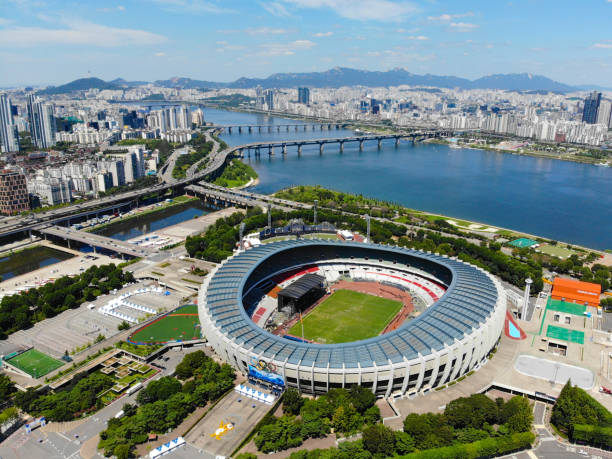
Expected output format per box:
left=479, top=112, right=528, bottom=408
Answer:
left=6, top=348, right=64, bottom=378
left=130, top=304, right=201, bottom=344
left=536, top=244, right=577, bottom=258
left=288, top=289, right=402, bottom=344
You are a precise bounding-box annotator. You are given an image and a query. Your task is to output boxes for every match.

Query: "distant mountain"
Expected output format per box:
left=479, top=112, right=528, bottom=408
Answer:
left=43, top=68, right=585, bottom=94
left=226, top=67, right=473, bottom=90
left=576, top=84, right=612, bottom=92
left=470, top=73, right=576, bottom=92
left=38, top=77, right=121, bottom=95
left=153, top=77, right=221, bottom=89
left=110, top=78, right=149, bottom=88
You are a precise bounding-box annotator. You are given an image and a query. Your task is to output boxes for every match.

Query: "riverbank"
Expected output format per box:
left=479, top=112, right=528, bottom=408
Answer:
left=273, top=185, right=609, bottom=257
left=425, top=138, right=610, bottom=166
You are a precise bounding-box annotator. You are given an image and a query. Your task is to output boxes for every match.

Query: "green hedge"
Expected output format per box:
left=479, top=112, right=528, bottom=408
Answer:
left=572, top=424, right=612, bottom=448
left=398, top=431, right=535, bottom=459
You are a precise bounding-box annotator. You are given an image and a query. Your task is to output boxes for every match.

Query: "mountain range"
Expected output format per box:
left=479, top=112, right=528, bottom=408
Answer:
left=37, top=67, right=602, bottom=94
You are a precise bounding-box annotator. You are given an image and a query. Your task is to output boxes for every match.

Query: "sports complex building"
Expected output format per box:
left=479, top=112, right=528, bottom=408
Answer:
left=198, top=240, right=506, bottom=397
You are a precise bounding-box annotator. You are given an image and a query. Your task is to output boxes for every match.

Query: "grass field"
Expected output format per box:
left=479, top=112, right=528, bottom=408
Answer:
left=536, top=244, right=577, bottom=258
left=288, top=289, right=402, bottom=344
left=6, top=348, right=64, bottom=378
left=129, top=304, right=201, bottom=344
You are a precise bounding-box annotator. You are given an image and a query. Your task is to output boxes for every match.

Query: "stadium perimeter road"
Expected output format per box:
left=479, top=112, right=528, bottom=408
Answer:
left=185, top=390, right=272, bottom=457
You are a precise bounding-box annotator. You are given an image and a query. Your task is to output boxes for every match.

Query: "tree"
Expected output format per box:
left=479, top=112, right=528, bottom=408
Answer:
left=0, top=374, right=15, bottom=400
left=349, top=385, right=376, bottom=414
left=118, top=320, right=130, bottom=331
left=394, top=430, right=416, bottom=455
left=283, top=388, right=305, bottom=415
left=444, top=393, right=499, bottom=429
left=362, top=424, right=395, bottom=456
left=502, top=396, right=533, bottom=433
left=114, top=444, right=131, bottom=459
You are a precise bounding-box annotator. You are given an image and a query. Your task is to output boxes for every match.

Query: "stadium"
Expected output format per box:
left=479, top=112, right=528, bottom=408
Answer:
left=198, top=240, right=506, bottom=397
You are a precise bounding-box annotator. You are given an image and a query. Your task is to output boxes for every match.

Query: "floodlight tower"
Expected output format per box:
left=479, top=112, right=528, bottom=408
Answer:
left=365, top=214, right=371, bottom=243
left=239, top=222, right=245, bottom=251
left=313, top=200, right=318, bottom=225
left=522, top=278, right=533, bottom=319
left=267, top=203, right=272, bottom=229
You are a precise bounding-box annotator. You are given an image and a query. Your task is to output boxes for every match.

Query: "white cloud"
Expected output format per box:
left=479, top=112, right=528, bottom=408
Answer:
left=97, top=5, right=126, bottom=13
left=260, top=1, right=290, bottom=16
left=151, top=0, right=232, bottom=14
left=216, top=41, right=245, bottom=52
left=406, top=35, right=428, bottom=40
left=247, top=27, right=291, bottom=35
left=449, top=22, right=479, bottom=32
left=258, top=39, right=316, bottom=56
left=154, top=51, right=166, bottom=57
left=0, top=21, right=167, bottom=47
left=280, top=0, right=418, bottom=22
left=428, top=12, right=473, bottom=21
left=313, top=31, right=333, bottom=37
left=594, top=43, right=612, bottom=48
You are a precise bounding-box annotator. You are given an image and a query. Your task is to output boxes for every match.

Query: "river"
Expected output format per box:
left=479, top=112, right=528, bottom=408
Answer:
left=95, top=200, right=209, bottom=241
left=203, top=107, right=612, bottom=250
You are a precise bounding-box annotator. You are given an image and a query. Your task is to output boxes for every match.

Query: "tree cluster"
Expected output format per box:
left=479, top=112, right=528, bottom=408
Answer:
left=285, top=394, right=534, bottom=459
left=15, top=372, right=114, bottom=422
left=255, top=386, right=379, bottom=453
left=98, top=351, right=235, bottom=457
left=0, top=264, right=134, bottom=339
left=0, top=374, right=16, bottom=401
left=214, top=159, right=257, bottom=188
left=552, top=381, right=612, bottom=445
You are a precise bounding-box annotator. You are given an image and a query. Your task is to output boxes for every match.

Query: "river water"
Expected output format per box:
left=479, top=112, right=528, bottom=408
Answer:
left=204, top=108, right=612, bottom=250
left=95, top=200, right=209, bottom=241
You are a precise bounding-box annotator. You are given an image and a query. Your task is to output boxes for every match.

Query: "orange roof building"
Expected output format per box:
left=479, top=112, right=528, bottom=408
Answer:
left=551, top=277, right=601, bottom=307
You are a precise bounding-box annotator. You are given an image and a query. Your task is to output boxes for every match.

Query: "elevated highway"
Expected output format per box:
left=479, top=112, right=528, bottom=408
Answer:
left=36, top=225, right=158, bottom=258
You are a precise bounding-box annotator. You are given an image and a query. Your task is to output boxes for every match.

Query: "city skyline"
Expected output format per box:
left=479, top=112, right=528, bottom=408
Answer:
left=1, top=0, right=612, bottom=88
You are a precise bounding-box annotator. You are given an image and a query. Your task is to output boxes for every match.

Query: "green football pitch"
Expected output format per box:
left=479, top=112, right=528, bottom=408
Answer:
left=129, top=304, right=201, bottom=344
left=288, top=289, right=403, bottom=344
left=547, top=299, right=586, bottom=316
left=5, top=348, right=64, bottom=378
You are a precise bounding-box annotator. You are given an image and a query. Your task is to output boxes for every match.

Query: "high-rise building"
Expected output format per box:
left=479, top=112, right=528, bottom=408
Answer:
left=0, top=94, right=20, bottom=152
left=596, top=99, right=612, bottom=127
left=264, top=89, right=275, bottom=111
left=27, top=94, right=56, bottom=148
left=255, top=85, right=264, bottom=109
left=0, top=170, right=29, bottom=214
left=582, top=91, right=601, bottom=124
left=298, top=87, right=310, bottom=105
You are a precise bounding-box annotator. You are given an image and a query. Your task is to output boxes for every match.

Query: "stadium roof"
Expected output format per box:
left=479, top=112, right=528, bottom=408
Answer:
left=204, top=240, right=500, bottom=369
left=277, top=273, right=325, bottom=300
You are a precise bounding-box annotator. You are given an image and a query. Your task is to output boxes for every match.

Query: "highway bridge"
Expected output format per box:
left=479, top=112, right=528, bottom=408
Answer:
left=232, top=130, right=451, bottom=156
left=185, top=182, right=311, bottom=212
left=219, top=123, right=347, bottom=134
left=36, top=225, right=158, bottom=258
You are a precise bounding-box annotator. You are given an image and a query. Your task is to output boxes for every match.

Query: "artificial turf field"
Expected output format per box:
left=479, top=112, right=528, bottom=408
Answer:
left=288, top=289, right=403, bottom=344
left=5, top=348, right=63, bottom=378
left=129, top=304, right=201, bottom=344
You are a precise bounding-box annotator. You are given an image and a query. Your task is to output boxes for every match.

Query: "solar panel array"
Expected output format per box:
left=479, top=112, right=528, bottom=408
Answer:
left=204, top=240, right=499, bottom=369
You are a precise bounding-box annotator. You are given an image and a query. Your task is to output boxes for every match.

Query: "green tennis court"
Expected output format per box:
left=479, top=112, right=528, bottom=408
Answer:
left=508, top=238, right=538, bottom=248
left=129, top=304, right=201, bottom=344
left=5, top=348, right=64, bottom=378
left=546, top=325, right=584, bottom=344
left=547, top=299, right=587, bottom=316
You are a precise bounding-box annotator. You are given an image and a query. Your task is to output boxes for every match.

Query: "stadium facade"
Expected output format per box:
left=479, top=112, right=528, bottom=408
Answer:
left=198, top=240, right=506, bottom=397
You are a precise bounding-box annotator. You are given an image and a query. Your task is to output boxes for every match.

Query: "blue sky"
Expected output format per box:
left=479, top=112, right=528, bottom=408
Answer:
left=0, top=0, right=611, bottom=87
